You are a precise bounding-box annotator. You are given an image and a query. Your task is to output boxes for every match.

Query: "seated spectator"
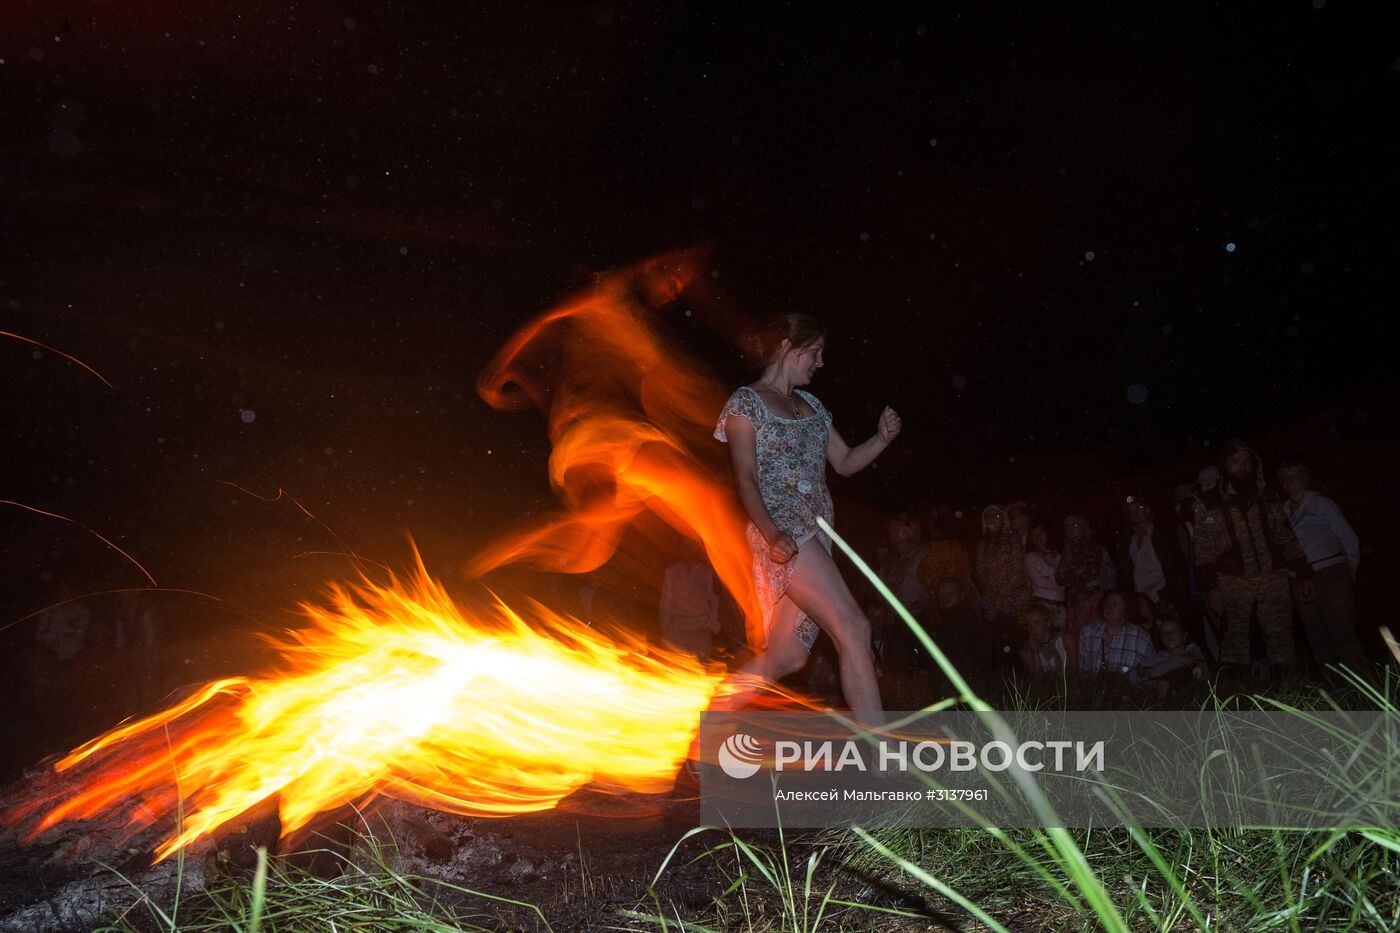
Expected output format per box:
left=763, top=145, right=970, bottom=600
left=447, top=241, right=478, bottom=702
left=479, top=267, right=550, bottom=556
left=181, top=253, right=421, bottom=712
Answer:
left=1137, top=618, right=1207, bottom=699
left=874, top=513, right=931, bottom=617
left=917, top=517, right=974, bottom=607
left=1024, top=523, right=1066, bottom=633
left=872, top=513, right=931, bottom=669
left=1076, top=591, right=1155, bottom=681
left=1018, top=603, right=1067, bottom=677
left=930, top=577, right=985, bottom=678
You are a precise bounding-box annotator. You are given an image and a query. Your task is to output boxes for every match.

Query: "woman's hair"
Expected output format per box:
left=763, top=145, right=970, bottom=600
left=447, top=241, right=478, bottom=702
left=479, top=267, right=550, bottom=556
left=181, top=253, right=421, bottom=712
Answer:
left=1017, top=602, right=1055, bottom=629
left=744, top=312, right=826, bottom=367
left=1062, top=514, right=1094, bottom=544
left=1100, top=589, right=1128, bottom=612
left=1155, top=617, right=1185, bottom=646
left=1276, top=458, right=1341, bottom=500
left=1028, top=522, right=1054, bottom=551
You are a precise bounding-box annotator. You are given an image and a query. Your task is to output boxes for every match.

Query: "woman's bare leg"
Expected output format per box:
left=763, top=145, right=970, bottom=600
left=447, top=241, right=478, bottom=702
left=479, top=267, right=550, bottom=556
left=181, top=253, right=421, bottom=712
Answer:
left=784, top=539, right=882, bottom=723
left=715, top=597, right=810, bottom=710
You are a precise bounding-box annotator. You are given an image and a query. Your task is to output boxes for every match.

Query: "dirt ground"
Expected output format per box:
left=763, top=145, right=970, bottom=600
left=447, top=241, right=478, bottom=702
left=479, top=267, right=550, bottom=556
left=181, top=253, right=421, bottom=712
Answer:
left=0, top=776, right=958, bottom=931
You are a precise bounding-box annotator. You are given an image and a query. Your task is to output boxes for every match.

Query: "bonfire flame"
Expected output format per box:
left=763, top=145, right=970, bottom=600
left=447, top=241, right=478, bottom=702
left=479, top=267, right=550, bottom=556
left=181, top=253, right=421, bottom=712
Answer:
left=21, top=567, right=723, bottom=861
left=17, top=247, right=769, bottom=860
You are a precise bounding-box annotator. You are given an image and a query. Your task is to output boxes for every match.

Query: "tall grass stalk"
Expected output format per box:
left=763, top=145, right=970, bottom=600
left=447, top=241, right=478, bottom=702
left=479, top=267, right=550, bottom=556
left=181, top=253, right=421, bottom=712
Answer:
left=819, top=515, right=1131, bottom=932
left=633, top=816, right=925, bottom=932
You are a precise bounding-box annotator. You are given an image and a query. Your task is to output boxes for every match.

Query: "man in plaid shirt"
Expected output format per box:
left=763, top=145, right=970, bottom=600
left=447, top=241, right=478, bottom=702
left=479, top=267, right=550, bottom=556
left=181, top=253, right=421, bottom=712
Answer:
left=1076, top=591, right=1155, bottom=681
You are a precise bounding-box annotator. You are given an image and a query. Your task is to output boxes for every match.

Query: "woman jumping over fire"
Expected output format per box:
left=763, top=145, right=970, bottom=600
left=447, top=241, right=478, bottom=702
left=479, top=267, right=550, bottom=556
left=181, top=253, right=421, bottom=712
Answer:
left=714, top=313, right=901, bottom=723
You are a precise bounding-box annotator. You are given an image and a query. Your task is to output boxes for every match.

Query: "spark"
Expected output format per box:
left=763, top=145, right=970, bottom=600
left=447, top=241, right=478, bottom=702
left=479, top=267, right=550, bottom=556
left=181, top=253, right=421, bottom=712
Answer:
left=1, top=330, right=114, bottom=388
left=1, top=499, right=155, bottom=586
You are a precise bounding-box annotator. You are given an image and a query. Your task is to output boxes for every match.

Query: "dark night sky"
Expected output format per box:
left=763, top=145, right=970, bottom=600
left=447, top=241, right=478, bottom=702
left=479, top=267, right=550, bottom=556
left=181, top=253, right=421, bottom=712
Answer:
left=3, top=2, right=1398, bottom=641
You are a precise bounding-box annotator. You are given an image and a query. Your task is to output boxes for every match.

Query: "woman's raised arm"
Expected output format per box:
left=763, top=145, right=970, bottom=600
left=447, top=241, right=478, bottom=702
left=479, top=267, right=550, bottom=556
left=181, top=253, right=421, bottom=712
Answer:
left=826, top=406, right=901, bottom=477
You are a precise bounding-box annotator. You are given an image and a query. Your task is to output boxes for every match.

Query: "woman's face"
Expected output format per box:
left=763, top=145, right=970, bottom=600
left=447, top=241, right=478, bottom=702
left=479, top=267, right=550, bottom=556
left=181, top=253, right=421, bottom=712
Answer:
left=1102, top=594, right=1126, bottom=624
left=984, top=510, right=1005, bottom=533
left=786, top=339, right=825, bottom=386
left=1030, top=526, right=1048, bottom=549
left=887, top=519, right=916, bottom=546
left=936, top=580, right=963, bottom=610
left=1064, top=518, right=1085, bottom=542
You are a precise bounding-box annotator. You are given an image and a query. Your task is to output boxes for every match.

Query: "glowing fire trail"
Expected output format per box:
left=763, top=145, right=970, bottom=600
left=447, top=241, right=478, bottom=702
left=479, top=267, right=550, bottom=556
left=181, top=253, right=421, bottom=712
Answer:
left=14, top=247, right=775, bottom=860
left=472, top=247, right=769, bottom=647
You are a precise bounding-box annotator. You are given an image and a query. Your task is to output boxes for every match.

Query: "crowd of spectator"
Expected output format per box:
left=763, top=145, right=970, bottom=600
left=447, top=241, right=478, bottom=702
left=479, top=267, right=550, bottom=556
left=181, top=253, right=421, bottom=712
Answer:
left=860, top=439, right=1367, bottom=699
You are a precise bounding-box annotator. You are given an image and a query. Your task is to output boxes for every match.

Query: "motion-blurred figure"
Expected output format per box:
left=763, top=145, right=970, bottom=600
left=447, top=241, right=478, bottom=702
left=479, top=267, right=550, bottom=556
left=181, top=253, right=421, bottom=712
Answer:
left=658, top=553, right=720, bottom=662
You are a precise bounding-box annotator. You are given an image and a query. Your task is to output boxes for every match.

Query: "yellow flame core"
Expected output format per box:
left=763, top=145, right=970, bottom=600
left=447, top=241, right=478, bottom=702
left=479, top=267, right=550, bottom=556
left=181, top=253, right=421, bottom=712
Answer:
left=33, top=568, right=723, bottom=860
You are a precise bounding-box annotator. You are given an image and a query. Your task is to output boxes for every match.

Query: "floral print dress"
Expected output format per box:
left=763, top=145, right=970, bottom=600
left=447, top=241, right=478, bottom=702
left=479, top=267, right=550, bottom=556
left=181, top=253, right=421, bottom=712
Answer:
left=714, top=386, right=833, bottom=650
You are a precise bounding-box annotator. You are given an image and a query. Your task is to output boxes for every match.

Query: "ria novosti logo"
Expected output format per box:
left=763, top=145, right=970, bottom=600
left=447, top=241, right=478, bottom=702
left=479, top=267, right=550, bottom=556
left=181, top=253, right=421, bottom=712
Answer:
left=715, top=734, right=1106, bottom=778
left=717, top=733, right=764, bottom=779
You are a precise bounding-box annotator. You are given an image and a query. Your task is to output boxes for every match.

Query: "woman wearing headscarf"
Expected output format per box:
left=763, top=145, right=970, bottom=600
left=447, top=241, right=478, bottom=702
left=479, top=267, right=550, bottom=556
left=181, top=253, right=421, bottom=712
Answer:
left=974, top=504, right=1032, bottom=674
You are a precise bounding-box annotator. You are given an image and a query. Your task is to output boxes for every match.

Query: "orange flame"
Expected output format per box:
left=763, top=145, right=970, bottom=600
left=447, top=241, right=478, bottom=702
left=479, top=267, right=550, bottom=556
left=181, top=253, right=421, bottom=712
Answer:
left=16, top=247, right=777, bottom=860
left=19, top=564, right=723, bottom=861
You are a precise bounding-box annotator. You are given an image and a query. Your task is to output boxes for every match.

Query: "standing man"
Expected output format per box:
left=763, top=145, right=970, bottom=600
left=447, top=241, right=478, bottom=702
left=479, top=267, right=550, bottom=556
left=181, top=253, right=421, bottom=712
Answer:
left=1277, top=460, right=1368, bottom=679
left=1192, top=439, right=1314, bottom=681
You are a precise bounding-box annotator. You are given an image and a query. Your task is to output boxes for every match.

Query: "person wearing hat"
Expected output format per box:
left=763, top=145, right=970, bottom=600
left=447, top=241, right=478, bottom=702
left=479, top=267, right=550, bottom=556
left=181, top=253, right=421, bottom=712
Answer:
left=1191, top=439, right=1314, bottom=681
